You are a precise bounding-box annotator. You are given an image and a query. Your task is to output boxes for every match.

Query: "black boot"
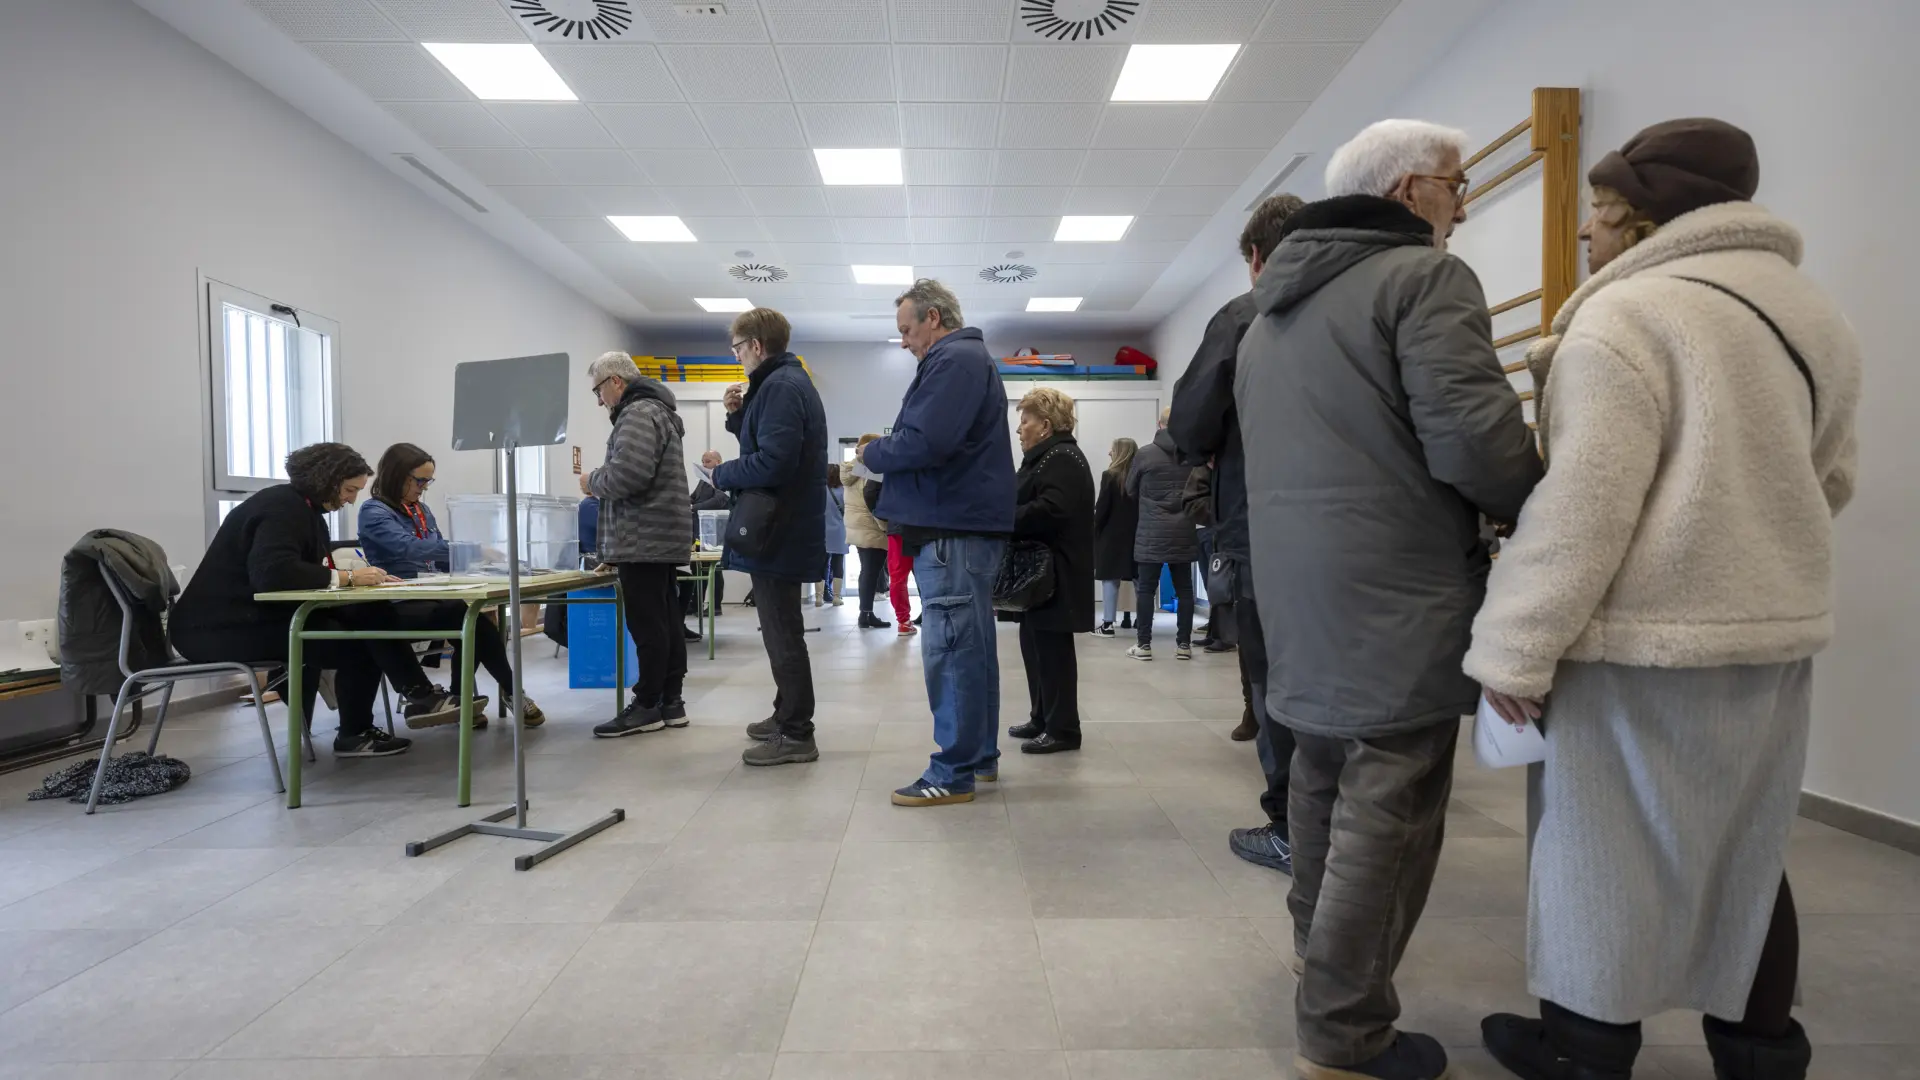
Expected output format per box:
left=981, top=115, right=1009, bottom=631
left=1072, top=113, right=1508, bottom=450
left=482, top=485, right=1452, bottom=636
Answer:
left=1701, top=1016, right=1811, bottom=1080
left=1482, top=1001, right=1640, bottom=1080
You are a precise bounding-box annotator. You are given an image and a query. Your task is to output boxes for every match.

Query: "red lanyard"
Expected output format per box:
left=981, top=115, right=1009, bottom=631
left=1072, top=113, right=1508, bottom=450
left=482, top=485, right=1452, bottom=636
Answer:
left=405, top=502, right=430, bottom=539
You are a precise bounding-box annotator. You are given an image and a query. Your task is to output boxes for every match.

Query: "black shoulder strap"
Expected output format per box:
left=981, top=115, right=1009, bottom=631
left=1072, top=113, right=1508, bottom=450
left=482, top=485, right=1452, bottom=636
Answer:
left=1672, top=276, right=1817, bottom=416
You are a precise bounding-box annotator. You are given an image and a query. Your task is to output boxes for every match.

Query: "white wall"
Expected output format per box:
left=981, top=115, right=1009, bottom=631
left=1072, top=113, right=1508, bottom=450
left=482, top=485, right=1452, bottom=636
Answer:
left=0, top=0, right=638, bottom=619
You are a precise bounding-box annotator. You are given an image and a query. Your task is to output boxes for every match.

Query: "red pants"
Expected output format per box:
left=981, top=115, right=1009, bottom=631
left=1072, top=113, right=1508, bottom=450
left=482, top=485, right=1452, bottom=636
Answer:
left=886, top=534, right=915, bottom=624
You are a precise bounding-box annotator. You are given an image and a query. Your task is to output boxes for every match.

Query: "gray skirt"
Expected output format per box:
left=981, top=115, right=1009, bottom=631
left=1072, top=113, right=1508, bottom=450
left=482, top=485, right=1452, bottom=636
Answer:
left=1525, top=659, right=1811, bottom=1023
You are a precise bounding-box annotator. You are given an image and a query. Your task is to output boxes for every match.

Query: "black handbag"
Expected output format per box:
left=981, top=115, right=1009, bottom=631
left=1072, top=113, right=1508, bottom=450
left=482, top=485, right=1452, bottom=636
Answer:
left=993, top=540, right=1057, bottom=613
left=1206, top=552, right=1238, bottom=604
left=726, top=490, right=784, bottom=559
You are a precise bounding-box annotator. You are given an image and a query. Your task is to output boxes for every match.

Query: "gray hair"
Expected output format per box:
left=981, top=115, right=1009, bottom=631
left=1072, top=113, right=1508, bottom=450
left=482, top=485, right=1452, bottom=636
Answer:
left=587, top=350, right=642, bottom=385
left=1324, top=119, right=1470, bottom=198
left=895, top=278, right=964, bottom=330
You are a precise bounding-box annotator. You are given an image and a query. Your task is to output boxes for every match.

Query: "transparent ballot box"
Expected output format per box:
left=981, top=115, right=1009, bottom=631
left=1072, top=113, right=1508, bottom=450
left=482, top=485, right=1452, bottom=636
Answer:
left=443, top=493, right=581, bottom=573
left=698, top=508, right=730, bottom=550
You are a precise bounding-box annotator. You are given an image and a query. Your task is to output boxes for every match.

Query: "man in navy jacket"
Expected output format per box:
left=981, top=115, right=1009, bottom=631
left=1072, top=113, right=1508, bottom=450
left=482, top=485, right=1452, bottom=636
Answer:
left=859, top=279, right=1015, bottom=806
left=713, top=307, right=828, bottom=767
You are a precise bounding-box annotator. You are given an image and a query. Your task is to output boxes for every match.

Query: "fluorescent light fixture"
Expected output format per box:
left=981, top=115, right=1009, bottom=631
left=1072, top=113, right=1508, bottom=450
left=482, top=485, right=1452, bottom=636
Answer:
left=1026, top=297, right=1083, bottom=313
left=694, top=297, right=753, bottom=313
left=888, top=338, right=903, bottom=343
left=814, top=148, right=904, bottom=186
left=852, top=264, right=914, bottom=285
left=423, top=43, right=576, bottom=101
left=1111, top=44, right=1240, bottom=102
left=606, top=215, right=696, bottom=242
left=1055, top=215, right=1133, bottom=242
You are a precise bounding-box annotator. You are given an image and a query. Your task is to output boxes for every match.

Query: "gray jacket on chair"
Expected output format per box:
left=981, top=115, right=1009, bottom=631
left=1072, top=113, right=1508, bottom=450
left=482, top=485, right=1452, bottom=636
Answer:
left=57, top=529, right=180, bottom=695
left=1235, top=195, right=1542, bottom=739
left=1126, top=428, right=1202, bottom=565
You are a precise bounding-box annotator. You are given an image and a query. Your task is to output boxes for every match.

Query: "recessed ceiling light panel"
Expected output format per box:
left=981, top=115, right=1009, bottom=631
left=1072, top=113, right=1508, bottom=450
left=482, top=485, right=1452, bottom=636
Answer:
left=695, top=297, right=753, bottom=312
left=1027, top=297, right=1083, bottom=312
left=422, top=43, right=576, bottom=101
left=1055, top=215, right=1133, bottom=242
left=814, top=149, right=904, bottom=186
left=606, top=215, right=697, bottom=242
left=851, top=264, right=914, bottom=285
left=1111, top=44, right=1240, bottom=102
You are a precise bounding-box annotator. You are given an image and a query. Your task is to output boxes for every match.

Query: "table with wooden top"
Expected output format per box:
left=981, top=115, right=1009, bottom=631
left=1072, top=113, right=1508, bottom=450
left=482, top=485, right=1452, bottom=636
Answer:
left=681, top=548, right=724, bottom=661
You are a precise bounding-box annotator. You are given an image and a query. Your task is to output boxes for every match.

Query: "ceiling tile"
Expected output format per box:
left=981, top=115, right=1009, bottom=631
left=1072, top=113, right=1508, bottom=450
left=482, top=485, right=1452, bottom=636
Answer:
left=634, top=0, right=771, bottom=42
left=1100, top=261, right=1169, bottom=286
left=988, top=186, right=1069, bottom=215
left=662, top=187, right=755, bottom=216
left=440, top=147, right=557, bottom=185
left=486, top=103, right=616, bottom=148
left=968, top=292, right=1026, bottom=312
left=843, top=242, right=913, bottom=262
left=1163, top=148, right=1267, bottom=185
left=911, top=218, right=986, bottom=243
left=539, top=45, right=682, bottom=102
left=1048, top=241, right=1120, bottom=264
left=827, top=186, right=908, bottom=216
left=386, top=101, right=521, bottom=148
left=696, top=103, right=808, bottom=148
left=724, top=148, right=822, bottom=185
left=982, top=217, right=1058, bottom=242
left=635, top=148, right=735, bottom=186
left=1113, top=238, right=1193, bottom=261
left=1079, top=149, right=1177, bottom=184
left=1146, top=186, right=1236, bottom=215
left=662, top=46, right=790, bottom=101
left=1186, top=101, right=1311, bottom=148
left=1004, top=46, right=1125, bottom=102
left=1082, top=290, right=1145, bottom=311
left=912, top=243, right=985, bottom=264
left=683, top=218, right=771, bottom=242
left=891, top=0, right=1015, bottom=43
left=246, top=0, right=404, bottom=41
left=1032, top=264, right=1104, bottom=290
left=917, top=265, right=980, bottom=286
left=592, top=104, right=711, bottom=148
left=798, top=104, right=903, bottom=148
left=762, top=219, right=842, bottom=243
left=1216, top=43, right=1359, bottom=101
left=375, top=0, right=526, bottom=41
left=570, top=241, right=654, bottom=273
left=761, top=0, right=890, bottom=41
left=780, top=45, right=895, bottom=102
left=533, top=217, right=624, bottom=243
left=1133, top=0, right=1269, bottom=43
left=997, top=104, right=1102, bottom=149
left=494, top=185, right=594, bottom=217
left=904, top=149, right=994, bottom=186
left=1256, top=0, right=1400, bottom=42
left=307, top=42, right=467, bottom=100
left=577, top=186, right=676, bottom=215
left=994, top=149, right=1084, bottom=185
left=538, top=148, right=647, bottom=184
left=1092, top=104, right=1203, bottom=149
left=1127, top=215, right=1212, bottom=241
left=1062, top=186, right=1156, bottom=215
left=901, top=104, right=1001, bottom=148
left=909, top=186, right=991, bottom=217
left=895, top=46, right=1007, bottom=102
left=793, top=281, right=864, bottom=301
left=837, top=218, right=912, bottom=243
left=781, top=246, right=854, bottom=264
left=746, top=187, right=834, bottom=216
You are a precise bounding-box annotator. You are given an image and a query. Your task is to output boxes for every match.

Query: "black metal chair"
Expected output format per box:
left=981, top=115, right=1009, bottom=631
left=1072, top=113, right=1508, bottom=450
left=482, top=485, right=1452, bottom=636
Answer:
left=83, top=566, right=314, bottom=814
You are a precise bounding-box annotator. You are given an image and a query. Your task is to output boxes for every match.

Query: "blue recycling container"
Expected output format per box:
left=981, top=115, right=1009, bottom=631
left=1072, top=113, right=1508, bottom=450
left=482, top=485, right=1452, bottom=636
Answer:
left=566, top=587, right=636, bottom=689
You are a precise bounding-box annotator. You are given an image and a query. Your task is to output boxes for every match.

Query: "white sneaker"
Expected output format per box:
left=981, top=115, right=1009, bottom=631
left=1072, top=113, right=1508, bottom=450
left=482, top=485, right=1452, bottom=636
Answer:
left=1127, top=645, right=1153, bottom=661
left=1176, top=644, right=1193, bottom=661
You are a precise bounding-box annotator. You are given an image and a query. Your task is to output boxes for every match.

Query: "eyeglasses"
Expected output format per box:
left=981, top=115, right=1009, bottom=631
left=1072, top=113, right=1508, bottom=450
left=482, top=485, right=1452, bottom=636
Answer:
left=591, top=376, right=614, bottom=398
left=729, top=340, right=750, bottom=355
left=1410, top=173, right=1469, bottom=203
left=409, top=474, right=435, bottom=489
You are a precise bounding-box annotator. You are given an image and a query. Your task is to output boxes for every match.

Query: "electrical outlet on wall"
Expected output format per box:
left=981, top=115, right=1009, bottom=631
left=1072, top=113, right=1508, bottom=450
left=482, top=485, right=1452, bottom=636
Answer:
left=19, top=620, right=57, bottom=662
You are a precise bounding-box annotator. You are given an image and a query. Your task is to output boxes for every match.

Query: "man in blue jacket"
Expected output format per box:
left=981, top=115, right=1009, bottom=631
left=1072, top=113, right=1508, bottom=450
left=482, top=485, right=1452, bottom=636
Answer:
left=713, top=307, right=828, bottom=767
left=858, top=279, right=1016, bottom=806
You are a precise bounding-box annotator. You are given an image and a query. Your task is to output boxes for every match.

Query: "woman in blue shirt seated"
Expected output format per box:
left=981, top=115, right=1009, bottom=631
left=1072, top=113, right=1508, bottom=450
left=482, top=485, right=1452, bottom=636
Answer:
left=359, top=443, right=542, bottom=727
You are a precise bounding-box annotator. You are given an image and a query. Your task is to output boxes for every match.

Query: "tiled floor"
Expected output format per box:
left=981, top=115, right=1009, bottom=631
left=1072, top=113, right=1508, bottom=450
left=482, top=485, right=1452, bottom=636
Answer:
left=0, top=604, right=1915, bottom=1079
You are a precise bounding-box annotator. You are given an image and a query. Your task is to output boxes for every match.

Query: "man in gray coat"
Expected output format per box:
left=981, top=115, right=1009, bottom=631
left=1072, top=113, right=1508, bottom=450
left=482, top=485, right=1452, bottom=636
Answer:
left=1124, top=409, right=1202, bottom=660
left=1236, top=120, right=1542, bottom=1080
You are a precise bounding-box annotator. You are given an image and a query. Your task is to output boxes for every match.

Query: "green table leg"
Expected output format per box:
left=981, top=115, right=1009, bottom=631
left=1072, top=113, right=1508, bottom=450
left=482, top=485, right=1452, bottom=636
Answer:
left=285, top=601, right=316, bottom=809
left=706, top=563, right=718, bottom=660
left=613, top=578, right=626, bottom=715
left=457, top=601, right=482, bottom=808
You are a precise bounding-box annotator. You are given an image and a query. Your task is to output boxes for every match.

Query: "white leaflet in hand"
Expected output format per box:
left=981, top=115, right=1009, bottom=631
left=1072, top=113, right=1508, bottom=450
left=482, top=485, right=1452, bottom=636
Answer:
left=1472, top=694, right=1546, bottom=769
left=851, top=462, right=879, bottom=482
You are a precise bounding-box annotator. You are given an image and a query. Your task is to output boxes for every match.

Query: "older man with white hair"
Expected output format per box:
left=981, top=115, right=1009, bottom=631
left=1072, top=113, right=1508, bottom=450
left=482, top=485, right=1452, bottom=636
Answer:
left=1236, top=120, right=1543, bottom=1080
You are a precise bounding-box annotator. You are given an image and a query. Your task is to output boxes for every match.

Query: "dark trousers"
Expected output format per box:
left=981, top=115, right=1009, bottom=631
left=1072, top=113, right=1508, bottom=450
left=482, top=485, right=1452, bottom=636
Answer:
left=752, top=575, right=815, bottom=740
left=617, top=562, right=687, bottom=707
left=1289, top=720, right=1457, bottom=1066
left=1135, top=560, right=1194, bottom=648
left=391, top=601, right=517, bottom=696
left=679, top=566, right=726, bottom=618
left=174, top=606, right=431, bottom=736
left=1018, top=622, right=1080, bottom=742
left=855, top=546, right=888, bottom=616
left=1237, top=585, right=1293, bottom=825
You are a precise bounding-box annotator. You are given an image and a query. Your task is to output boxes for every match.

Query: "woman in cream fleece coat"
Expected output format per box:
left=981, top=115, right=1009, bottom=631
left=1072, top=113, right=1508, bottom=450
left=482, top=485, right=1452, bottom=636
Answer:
left=1466, top=120, right=1861, bottom=1080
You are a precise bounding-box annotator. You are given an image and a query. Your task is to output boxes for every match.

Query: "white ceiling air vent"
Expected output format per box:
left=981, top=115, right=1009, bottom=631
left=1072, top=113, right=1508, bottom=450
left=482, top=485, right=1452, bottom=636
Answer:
left=509, top=0, right=636, bottom=41
left=728, top=263, right=789, bottom=283
left=1244, top=152, right=1312, bottom=211
left=1019, top=0, right=1141, bottom=41
left=394, top=155, right=487, bottom=213
left=981, top=263, right=1038, bottom=283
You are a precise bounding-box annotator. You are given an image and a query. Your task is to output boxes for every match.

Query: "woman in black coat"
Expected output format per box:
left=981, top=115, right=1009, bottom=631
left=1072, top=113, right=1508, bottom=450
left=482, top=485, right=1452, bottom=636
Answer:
left=1092, top=437, right=1141, bottom=635
left=1004, top=388, right=1096, bottom=753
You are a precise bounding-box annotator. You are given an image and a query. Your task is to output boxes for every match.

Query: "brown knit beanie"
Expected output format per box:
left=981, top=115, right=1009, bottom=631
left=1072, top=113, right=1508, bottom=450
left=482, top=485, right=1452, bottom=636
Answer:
left=1587, top=118, right=1759, bottom=225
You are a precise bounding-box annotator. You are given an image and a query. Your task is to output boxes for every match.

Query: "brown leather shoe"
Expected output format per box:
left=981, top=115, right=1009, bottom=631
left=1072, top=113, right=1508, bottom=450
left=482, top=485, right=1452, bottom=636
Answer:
left=1230, top=712, right=1259, bottom=741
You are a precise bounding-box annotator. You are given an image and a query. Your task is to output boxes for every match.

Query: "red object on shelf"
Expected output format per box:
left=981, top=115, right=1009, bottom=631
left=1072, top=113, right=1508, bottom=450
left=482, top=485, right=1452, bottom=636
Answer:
left=1115, top=346, right=1157, bottom=370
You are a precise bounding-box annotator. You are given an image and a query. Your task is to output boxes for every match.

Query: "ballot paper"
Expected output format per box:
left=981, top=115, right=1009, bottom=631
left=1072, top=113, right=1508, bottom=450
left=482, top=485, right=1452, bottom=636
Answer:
left=850, top=461, right=879, bottom=482
left=1472, top=694, right=1547, bottom=769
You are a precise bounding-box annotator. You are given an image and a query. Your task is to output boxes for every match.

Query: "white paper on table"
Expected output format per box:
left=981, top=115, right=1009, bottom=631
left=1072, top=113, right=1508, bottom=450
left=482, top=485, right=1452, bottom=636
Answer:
left=1472, top=694, right=1546, bottom=769
left=850, top=461, right=879, bottom=482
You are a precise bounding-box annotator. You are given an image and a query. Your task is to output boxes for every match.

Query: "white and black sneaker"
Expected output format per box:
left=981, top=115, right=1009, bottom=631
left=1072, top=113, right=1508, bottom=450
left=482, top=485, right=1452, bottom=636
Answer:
left=334, top=730, right=412, bottom=758
left=594, top=700, right=664, bottom=738
left=1176, top=643, right=1193, bottom=661
left=403, top=686, right=484, bottom=729
left=1127, top=644, right=1153, bottom=661
left=1094, top=622, right=1114, bottom=637
left=890, top=778, right=974, bottom=806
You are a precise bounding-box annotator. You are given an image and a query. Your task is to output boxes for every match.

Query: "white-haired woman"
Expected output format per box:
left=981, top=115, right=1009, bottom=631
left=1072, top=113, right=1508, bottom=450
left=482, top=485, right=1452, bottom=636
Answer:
left=1469, top=119, right=1861, bottom=1080
left=1003, top=387, right=1095, bottom=753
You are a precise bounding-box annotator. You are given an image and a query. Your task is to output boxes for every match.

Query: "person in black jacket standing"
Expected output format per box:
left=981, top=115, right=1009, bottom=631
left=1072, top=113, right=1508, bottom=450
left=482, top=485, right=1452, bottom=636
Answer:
left=171, top=442, right=460, bottom=758
left=1003, top=388, right=1095, bottom=754
left=1168, top=192, right=1305, bottom=874
left=1091, top=437, right=1140, bottom=635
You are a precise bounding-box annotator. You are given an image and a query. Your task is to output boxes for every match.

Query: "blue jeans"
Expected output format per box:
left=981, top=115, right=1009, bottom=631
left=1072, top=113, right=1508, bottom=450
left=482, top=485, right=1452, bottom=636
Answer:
left=910, top=535, right=1005, bottom=789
